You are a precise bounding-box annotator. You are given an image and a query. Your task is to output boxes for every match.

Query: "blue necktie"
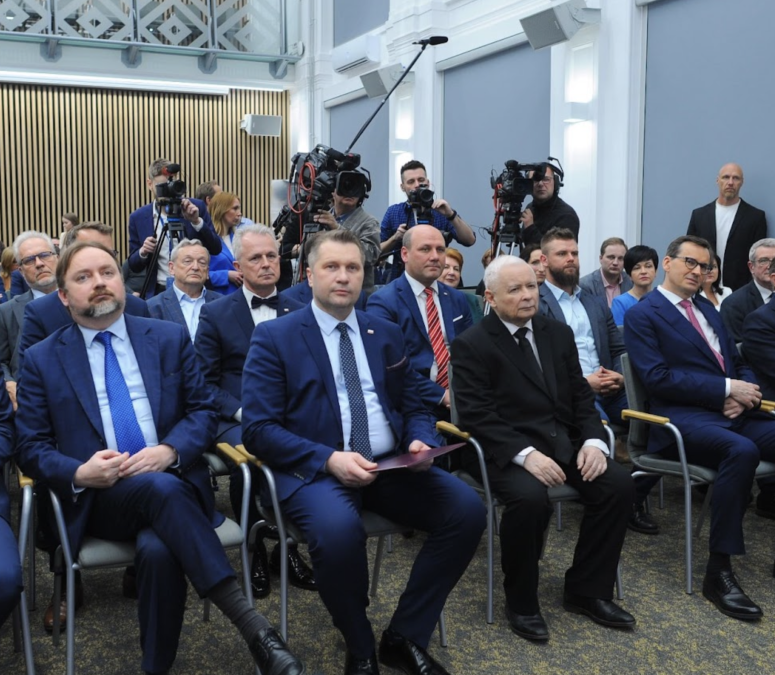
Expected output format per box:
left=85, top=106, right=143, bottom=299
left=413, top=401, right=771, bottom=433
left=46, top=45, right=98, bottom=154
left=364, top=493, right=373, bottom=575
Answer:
left=337, top=323, right=373, bottom=461
left=94, top=331, right=146, bottom=456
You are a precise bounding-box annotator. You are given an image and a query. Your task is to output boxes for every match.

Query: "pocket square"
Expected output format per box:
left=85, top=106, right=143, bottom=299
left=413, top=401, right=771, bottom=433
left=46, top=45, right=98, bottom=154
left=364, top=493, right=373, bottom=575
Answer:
left=386, top=356, right=408, bottom=371
left=453, top=315, right=463, bottom=322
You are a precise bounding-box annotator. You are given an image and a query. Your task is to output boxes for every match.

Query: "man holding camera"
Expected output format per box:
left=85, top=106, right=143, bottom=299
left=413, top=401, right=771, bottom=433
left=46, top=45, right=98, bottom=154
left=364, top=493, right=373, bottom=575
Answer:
left=380, top=160, right=475, bottom=282
left=522, top=165, right=580, bottom=247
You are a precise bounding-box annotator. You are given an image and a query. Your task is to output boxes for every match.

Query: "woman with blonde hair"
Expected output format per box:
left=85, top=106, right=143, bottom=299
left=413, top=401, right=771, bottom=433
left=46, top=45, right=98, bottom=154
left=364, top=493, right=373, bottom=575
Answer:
left=207, top=191, right=244, bottom=294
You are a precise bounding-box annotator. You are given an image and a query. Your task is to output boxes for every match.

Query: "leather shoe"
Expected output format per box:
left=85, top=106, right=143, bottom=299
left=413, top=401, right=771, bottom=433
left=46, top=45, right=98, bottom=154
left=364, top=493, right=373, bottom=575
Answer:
left=248, top=626, right=306, bottom=675
left=251, top=541, right=271, bottom=599
left=270, top=544, right=317, bottom=592
left=702, top=570, right=762, bottom=620
left=563, top=592, right=636, bottom=628
left=627, top=503, right=659, bottom=535
left=378, top=628, right=450, bottom=675
left=755, top=493, right=775, bottom=520
left=345, top=651, right=380, bottom=675
left=44, top=573, right=84, bottom=632
left=504, top=603, right=549, bottom=642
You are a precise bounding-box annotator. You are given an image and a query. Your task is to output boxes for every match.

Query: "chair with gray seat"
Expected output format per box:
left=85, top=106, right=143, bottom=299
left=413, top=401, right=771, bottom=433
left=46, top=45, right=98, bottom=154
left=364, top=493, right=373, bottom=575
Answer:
left=10, top=469, right=35, bottom=675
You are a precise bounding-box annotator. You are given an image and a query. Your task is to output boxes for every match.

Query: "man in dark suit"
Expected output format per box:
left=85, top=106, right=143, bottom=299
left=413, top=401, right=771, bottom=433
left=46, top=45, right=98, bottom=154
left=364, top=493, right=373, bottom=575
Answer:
left=127, top=158, right=222, bottom=298
left=743, top=259, right=775, bottom=401
left=242, top=229, right=485, bottom=675
left=720, top=237, right=775, bottom=342
left=452, top=254, right=635, bottom=642
left=687, top=163, right=767, bottom=292
left=625, top=234, right=775, bottom=621
left=17, top=241, right=303, bottom=675
left=367, top=225, right=473, bottom=415
left=0, top=378, right=20, bottom=628
left=578, top=237, right=634, bottom=307
left=147, top=238, right=220, bottom=341
left=195, top=224, right=314, bottom=599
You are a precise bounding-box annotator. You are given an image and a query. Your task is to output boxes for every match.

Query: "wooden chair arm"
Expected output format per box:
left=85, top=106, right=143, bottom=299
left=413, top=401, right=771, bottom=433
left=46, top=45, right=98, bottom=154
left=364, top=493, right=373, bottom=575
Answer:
left=621, top=409, right=670, bottom=425
left=435, top=421, right=471, bottom=441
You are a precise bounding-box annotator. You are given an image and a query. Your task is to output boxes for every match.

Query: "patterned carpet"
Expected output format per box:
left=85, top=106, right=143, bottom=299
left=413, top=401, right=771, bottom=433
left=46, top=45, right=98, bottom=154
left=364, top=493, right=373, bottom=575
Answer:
left=2, top=473, right=775, bottom=675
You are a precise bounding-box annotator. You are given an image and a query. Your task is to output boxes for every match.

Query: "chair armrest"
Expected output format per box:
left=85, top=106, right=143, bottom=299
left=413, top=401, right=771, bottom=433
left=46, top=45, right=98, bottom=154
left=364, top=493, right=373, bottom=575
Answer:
left=233, top=444, right=262, bottom=468
left=16, top=467, right=33, bottom=489
left=761, top=400, right=775, bottom=413
left=621, top=409, right=670, bottom=425
left=436, top=421, right=471, bottom=441
left=216, top=442, right=249, bottom=466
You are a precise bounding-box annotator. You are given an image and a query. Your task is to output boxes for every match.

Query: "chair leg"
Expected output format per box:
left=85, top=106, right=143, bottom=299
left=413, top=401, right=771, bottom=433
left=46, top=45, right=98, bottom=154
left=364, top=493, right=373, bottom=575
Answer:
left=437, top=608, right=447, bottom=648
left=695, top=484, right=713, bottom=538
left=486, top=502, right=494, bottom=625
left=684, top=480, right=693, bottom=595
left=555, top=502, right=563, bottom=531
left=615, top=563, right=623, bottom=600
left=203, top=598, right=211, bottom=622
left=12, top=603, right=21, bottom=652
left=66, top=566, right=76, bottom=675
left=386, top=533, right=393, bottom=554
left=19, top=590, right=35, bottom=675
left=371, top=536, right=386, bottom=598
left=659, top=477, right=665, bottom=509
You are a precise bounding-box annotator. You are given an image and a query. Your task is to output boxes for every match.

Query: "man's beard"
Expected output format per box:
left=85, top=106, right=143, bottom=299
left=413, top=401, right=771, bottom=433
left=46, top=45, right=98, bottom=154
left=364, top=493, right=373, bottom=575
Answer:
left=550, top=266, right=579, bottom=288
left=83, top=298, right=123, bottom=319
left=31, top=276, right=57, bottom=293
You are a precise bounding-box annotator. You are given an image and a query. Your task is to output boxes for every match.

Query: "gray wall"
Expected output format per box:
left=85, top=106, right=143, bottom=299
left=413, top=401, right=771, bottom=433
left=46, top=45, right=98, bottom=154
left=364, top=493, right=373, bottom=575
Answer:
left=642, top=0, right=774, bottom=265
left=329, top=95, right=389, bottom=220
left=443, top=44, right=551, bottom=286
left=333, top=0, right=390, bottom=46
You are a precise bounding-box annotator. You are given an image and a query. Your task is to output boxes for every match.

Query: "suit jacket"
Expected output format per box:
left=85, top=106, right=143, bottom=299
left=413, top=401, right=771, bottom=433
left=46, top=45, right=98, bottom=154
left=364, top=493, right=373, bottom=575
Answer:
left=280, top=281, right=368, bottom=310
left=624, top=289, right=755, bottom=453
left=195, top=290, right=303, bottom=419
left=451, top=312, right=605, bottom=469
left=241, top=305, right=438, bottom=501
left=0, top=380, right=15, bottom=525
left=16, top=315, right=220, bottom=554
left=147, top=286, right=221, bottom=340
left=207, top=244, right=239, bottom=296
left=9, top=270, right=27, bottom=298
left=742, top=300, right=775, bottom=399
left=17, top=292, right=150, bottom=379
left=366, top=275, right=473, bottom=408
left=687, top=199, right=767, bottom=291
left=538, top=283, right=624, bottom=373
left=0, top=290, right=34, bottom=382
left=578, top=269, right=634, bottom=302
left=719, top=279, right=765, bottom=343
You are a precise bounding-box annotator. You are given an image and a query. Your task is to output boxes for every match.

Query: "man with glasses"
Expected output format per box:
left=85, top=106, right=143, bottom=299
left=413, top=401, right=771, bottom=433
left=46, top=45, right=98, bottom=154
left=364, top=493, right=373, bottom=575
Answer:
left=522, top=165, right=580, bottom=247
left=720, top=238, right=775, bottom=343
left=625, top=234, right=775, bottom=621
left=688, top=163, right=766, bottom=292
left=147, top=239, right=220, bottom=342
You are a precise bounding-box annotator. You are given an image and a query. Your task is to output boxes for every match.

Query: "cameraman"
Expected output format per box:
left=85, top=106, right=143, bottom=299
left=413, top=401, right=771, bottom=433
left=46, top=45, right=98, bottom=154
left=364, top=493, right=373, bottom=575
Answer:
left=521, top=164, right=580, bottom=247
left=128, top=158, right=222, bottom=297
left=380, top=160, right=475, bottom=282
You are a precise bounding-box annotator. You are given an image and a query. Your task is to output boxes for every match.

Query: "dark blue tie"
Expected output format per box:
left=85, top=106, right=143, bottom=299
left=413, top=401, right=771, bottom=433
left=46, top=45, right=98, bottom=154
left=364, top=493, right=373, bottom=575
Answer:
left=336, top=323, right=373, bottom=461
left=94, top=331, right=147, bottom=456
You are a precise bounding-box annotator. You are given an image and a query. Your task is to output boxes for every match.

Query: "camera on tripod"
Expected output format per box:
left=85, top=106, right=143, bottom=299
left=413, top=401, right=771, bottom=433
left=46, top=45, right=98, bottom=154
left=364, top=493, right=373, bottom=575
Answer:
left=154, top=163, right=187, bottom=234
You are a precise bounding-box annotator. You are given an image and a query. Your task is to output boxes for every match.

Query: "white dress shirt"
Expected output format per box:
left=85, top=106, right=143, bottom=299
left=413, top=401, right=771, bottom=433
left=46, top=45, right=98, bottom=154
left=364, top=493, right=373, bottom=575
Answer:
left=404, top=273, right=448, bottom=383
left=242, top=285, right=278, bottom=326
left=172, top=283, right=207, bottom=342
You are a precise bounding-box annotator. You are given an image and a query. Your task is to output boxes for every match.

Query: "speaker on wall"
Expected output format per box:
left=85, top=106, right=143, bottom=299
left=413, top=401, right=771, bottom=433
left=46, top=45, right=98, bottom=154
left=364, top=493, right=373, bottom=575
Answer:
left=240, top=114, right=282, bottom=137
left=520, top=0, right=601, bottom=51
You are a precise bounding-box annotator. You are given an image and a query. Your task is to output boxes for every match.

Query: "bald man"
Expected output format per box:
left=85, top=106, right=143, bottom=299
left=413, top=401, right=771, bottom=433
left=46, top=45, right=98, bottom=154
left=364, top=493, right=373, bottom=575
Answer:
left=688, top=163, right=767, bottom=292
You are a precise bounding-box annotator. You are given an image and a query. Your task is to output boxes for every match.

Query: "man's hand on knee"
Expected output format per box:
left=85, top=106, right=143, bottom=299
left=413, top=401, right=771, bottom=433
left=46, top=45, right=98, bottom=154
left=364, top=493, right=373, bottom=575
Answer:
left=325, top=451, right=378, bottom=487
left=523, top=451, right=566, bottom=487
left=74, top=450, right=129, bottom=488
left=577, top=445, right=607, bottom=482
left=118, top=444, right=177, bottom=479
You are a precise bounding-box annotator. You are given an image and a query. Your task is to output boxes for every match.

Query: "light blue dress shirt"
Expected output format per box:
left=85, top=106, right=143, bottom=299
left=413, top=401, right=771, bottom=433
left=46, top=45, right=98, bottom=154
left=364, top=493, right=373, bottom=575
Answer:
left=544, top=281, right=601, bottom=377
left=172, top=283, right=207, bottom=342
left=310, top=301, right=395, bottom=458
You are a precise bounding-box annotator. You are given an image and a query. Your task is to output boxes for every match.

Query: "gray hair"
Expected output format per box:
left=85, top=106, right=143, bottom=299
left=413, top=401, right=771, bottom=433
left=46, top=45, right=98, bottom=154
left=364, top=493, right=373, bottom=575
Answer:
left=148, top=158, right=171, bottom=180
left=749, top=238, right=775, bottom=262
left=232, top=224, right=277, bottom=261
left=483, top=254, right=531, bottom=291
left=13, top=231, right=56, bottom=261
left=170, top=238, right=209, bottom=263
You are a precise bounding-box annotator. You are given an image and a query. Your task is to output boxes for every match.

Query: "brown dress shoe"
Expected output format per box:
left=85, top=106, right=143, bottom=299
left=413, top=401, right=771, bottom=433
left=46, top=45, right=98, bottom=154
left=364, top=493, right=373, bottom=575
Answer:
left=44, top=574, right=84, bottom=632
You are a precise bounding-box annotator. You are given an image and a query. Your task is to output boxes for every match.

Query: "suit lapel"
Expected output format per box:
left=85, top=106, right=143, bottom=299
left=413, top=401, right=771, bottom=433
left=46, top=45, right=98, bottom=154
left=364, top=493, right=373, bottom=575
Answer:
left=126, top=317, right=162, bottom=426
left=397, top=277, right=430, bottom=345
left=231, top=292, right=256, bottom=344
left=56, top=326, right=105, bottom=438
left=579, top=293, right=605, bottom=357
left=539, top=285, right=562, bottom=322
left=652, top=293, right=722, bottom=371
left=299, top=307, right=341, bottom=422
left=438, top=284, right=457, bottom=340
left=163, top=290, right=186, bottom=327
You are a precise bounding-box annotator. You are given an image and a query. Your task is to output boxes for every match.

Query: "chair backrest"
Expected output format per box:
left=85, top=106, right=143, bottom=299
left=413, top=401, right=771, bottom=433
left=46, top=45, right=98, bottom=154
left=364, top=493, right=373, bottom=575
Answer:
left=448, top=361, right=460, bottom=426
left=620, top=352, right=650, bottom=458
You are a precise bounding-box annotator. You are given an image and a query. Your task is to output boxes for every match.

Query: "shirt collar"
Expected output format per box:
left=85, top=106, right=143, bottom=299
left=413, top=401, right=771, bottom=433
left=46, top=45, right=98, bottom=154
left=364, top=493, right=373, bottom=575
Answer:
left=78, top=313, right=128, bottom=348
left=242, top=284, right=277, bottom=308
left=310, top=299, right=358, bottom=336
left=498, top=316, right=534, bottom=338
left=657, top=285, right=689, bottom=307
left=600, top=268, right=623, bottom=288
left=172, top=283, right=205, bottom=303
left=753, top=278, right=772, bottom=302
left=404, top=272, right=439, bottom=298
left=544, top=279, right=580, bottom=302
left=31, top=289, right=47, bottom=300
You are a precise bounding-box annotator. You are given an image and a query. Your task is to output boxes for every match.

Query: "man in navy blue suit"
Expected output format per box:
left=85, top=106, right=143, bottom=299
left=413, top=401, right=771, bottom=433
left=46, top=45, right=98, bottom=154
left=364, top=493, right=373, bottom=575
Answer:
left=195, top=224, right=314, bottom=599
left=17, top=241, right=304, bottom=675
left=743, top=258, right=775, bottom=400
left=127, top=158, right=222, bottom=298
left=625, top=234, right=775, bottom=621
left=367, top=225, right=473, bottom=415
left=0, top=377, right=20, bottom=629
left=242, top=229, right=485, bottom=675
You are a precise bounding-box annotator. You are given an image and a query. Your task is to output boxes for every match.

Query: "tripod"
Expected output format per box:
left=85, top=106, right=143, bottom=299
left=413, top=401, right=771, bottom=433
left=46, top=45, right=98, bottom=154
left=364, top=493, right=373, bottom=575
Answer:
left=139, top=204, right=187, bottom=300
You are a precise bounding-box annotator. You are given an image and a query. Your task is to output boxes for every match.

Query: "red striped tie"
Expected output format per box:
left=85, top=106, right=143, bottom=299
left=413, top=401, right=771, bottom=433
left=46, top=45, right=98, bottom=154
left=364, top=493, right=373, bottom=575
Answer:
left=424, top=288, right=450, bottom=388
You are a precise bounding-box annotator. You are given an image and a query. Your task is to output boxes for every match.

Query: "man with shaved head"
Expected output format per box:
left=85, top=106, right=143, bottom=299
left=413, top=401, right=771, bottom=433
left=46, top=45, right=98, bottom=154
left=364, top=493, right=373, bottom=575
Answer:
left=688, top=163, right=767, bottom=291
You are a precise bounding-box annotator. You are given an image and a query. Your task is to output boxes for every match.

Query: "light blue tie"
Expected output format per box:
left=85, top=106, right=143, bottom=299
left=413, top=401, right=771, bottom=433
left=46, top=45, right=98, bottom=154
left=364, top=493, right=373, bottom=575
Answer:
left=337, top=323, right=373, bottom=462
left=94, top=331, right=146, bottom=456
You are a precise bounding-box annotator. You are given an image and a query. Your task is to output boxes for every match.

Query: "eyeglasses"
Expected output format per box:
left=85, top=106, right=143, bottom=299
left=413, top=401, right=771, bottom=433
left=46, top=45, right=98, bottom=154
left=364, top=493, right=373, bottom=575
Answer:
left=753, top=258, right=773, bottom=267
left=19, top=251, right=56, bottom=268
left=672, top=256, right=713, bottom=274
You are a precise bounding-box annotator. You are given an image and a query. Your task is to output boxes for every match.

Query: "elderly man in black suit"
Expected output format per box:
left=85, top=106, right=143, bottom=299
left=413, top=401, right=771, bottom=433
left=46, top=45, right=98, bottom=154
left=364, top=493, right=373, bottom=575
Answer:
left=687, top=163, right=767, bottom=292
left=451, top=254, right=635, bottom=642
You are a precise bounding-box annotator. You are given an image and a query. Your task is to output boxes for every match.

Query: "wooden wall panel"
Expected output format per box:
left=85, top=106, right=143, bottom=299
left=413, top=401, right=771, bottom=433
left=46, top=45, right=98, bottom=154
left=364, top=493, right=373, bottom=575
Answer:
left=0, top=84, right=290, bottom=260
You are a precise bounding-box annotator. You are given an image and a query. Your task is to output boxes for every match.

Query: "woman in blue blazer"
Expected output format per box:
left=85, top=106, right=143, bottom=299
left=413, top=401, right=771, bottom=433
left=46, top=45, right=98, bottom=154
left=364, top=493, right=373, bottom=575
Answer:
left=207, top=191, right=244, bottom=295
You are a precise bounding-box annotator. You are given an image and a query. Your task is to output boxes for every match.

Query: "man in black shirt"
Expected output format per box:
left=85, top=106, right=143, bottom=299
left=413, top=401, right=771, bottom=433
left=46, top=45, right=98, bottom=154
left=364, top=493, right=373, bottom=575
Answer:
left=522, top=166, right=580, bottom=246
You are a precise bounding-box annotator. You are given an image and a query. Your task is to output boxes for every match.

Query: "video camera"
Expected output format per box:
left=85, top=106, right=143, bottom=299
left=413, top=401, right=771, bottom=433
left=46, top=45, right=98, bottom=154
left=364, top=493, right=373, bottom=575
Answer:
left=406, top=186, right=435, bottom=221
left=154, top=163, right=187, bottom=234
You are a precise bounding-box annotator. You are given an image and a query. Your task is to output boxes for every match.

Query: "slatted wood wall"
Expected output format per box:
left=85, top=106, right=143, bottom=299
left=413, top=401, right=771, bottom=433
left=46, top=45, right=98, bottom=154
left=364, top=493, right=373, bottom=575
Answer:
left=0, top=84, right=290, bottom=260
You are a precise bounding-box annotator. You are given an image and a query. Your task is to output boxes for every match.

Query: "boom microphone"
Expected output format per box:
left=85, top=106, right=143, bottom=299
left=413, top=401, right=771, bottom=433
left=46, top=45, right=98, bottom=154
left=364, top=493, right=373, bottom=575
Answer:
left=413, top=36, right=449, bottom=46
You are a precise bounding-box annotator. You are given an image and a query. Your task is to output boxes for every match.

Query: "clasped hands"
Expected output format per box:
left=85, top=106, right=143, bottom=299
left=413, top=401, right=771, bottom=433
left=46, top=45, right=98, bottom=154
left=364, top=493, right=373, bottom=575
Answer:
left=73, top=445, right=177, bottom=489
left=723, top=379, right=762, bottom=419
left=325, top=440, right=433, bottom=488
left=586, top=367, right=623, bottom=396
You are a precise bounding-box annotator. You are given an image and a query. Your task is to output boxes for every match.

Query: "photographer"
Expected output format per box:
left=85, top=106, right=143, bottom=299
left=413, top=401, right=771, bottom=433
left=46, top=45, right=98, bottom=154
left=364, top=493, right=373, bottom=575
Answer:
left=380, top=160, right=475, bottom=282
left=522, top=165, right=580, bottom=247
left=127, top=158, right=222, bottom=297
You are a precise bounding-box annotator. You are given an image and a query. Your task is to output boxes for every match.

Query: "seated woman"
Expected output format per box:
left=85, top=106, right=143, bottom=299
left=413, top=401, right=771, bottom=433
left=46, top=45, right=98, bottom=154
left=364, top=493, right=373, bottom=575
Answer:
left=443, top=248, right=483, bottom=323
left=207, top=191, right=245, bottom=295
left=699, top=253, right=727, bottom=310
left=611, top=245, right=658, bottom=326
left=519, top=243, right=546, bottom=285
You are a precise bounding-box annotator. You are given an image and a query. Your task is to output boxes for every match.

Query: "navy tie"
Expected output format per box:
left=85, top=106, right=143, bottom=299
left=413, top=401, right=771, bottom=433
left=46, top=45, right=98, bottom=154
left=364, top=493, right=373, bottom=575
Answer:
left=337, top=323, right=373, bottom=461
left=94, top=331, right=147, bottom=456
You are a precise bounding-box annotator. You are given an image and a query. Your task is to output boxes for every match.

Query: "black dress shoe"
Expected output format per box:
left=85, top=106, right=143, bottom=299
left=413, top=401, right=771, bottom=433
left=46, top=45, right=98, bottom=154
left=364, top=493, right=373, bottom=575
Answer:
left=251, top=542, right=271, bottom=599
left=755, top=494, right=775, bottom=520
left=702, top=570, right=762, bottom=620
left=248, top=626, right=306, bottom=675
left=378, top=628, right=450, bottom=675
left=627, top=504, right=660, bottom=535
left=563, top=592, right=636, bottom=628
left=504, top=603, right=549, bottom=642
left=270, top=544, right=317, bottom=591
left=44, top=573, right=84, bottom=632
left=345, top=651, right=380, bottom=675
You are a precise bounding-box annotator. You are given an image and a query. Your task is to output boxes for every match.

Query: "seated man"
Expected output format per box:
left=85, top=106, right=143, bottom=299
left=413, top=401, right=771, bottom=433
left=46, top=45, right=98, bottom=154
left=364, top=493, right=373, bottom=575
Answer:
left=195, top=224, right=314, bottom=599
left=743, top=258, right=775, bottom=400
left=625, top=234, right=775, bottom=621
left=147, top=238, right=220, bottom=342
left=0, top=377, right=20, bottom=629
left=241, top=229, right=485, bottom=675
left=367, top=225, right=473, bottom=416
left=451, top=255, right=635, bottom=643
left=17, top=241, right=304, bottom=675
